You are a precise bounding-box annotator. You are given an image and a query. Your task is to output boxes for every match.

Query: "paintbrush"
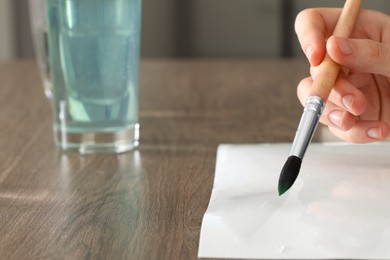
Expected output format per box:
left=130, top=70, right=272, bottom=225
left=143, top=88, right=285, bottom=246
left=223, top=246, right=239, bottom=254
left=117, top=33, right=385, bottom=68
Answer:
left=278, top=0, right=362, bottom=196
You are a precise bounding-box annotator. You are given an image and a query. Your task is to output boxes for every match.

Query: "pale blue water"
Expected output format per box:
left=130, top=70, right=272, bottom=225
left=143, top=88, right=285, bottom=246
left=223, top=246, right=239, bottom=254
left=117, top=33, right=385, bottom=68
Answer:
left=45, top=0, right=141, bottom=133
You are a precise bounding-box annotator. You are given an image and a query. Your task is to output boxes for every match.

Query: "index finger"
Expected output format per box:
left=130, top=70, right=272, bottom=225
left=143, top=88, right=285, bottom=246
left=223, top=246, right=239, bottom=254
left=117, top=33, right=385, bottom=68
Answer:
left=295, top=8, right=342, bottom=66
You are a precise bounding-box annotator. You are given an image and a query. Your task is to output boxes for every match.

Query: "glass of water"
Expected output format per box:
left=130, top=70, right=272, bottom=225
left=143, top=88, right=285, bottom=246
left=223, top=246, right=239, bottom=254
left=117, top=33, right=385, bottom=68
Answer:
left=29, top=0, right=141, bottom=154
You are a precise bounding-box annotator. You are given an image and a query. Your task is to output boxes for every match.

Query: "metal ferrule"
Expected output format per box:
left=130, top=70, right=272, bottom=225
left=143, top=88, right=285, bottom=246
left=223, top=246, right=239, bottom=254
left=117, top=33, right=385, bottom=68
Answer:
left=290, top=96, right=325, bottom=159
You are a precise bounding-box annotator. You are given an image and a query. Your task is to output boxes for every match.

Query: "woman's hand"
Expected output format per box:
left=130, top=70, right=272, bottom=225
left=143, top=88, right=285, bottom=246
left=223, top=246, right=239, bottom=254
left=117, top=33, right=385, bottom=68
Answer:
left=295, top=8, right=390, bottom=143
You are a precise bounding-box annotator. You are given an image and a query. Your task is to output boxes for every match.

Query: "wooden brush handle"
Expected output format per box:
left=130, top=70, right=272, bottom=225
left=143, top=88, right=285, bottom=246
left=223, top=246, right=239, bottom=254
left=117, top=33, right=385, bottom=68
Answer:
left=310, top=0, right=362, bottom=100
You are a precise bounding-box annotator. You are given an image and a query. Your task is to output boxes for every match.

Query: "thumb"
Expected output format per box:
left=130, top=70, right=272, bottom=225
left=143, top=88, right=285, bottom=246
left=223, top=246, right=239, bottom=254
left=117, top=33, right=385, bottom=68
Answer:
left=327, top=36, right=390, bottom=77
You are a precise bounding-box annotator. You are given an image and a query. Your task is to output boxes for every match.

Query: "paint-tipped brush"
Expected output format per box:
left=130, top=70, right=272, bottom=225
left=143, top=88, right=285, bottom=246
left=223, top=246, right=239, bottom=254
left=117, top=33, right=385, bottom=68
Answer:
left=278, top=0, right=362, bottom=196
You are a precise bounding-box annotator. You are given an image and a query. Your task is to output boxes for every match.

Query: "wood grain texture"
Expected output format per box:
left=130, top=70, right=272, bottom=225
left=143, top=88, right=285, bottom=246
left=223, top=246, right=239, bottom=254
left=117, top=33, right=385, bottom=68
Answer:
left=0, top=59, right=332, bottom=260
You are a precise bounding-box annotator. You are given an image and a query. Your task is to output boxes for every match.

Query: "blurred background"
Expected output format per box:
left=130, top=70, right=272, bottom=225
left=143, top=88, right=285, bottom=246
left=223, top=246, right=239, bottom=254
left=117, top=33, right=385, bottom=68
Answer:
left=1, top=0, right=390, bottom=62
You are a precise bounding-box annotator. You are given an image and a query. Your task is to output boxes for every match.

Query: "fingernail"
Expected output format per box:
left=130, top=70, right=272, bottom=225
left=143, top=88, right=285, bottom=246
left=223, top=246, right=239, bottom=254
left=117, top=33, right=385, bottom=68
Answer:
left=305, top=44, right=313, bottom=60
left=336, top=37, right=353, bottom=56
left=329, top=110, right=344, bottom=127
left=367, top=127, right=382, bottom=139
left=342, top=94, right=355, bottom=111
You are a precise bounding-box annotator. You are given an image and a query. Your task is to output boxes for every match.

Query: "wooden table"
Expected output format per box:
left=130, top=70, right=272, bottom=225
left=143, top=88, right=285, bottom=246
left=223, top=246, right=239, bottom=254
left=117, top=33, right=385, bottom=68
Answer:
left=0, top=59, right=333, bottom=259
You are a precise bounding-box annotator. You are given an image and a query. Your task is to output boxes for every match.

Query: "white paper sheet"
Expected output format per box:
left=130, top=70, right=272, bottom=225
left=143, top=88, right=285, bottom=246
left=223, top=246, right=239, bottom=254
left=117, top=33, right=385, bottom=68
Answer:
left=198, top=143, right=390, bottom=259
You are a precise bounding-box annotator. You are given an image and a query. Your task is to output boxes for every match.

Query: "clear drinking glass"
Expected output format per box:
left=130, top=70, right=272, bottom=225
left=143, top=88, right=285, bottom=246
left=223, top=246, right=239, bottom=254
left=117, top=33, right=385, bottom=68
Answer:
left=28, top=0, right=141, bottom=154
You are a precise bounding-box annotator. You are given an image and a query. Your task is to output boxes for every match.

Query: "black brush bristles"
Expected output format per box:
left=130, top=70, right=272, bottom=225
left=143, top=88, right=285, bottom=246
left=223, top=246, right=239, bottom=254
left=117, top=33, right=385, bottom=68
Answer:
left=278, top=155, right=302, bottom=196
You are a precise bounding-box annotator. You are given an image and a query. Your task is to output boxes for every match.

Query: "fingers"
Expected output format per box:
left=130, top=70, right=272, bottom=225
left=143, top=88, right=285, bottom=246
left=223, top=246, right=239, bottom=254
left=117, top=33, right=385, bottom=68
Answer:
left=295, top=8, right=341, bottom=66
left=328, top=121, right=390, bottom=143
left=295, top=8, right=390, bottom=76
left=297, top=77, right=358, bottom=131
left=297, top=76, right=367, bottom=117
left=294, top=8, right=390, bottom=143
left=327, top=36, right=390, bottom=77
left=297, top=76, right=390, bottom=143
left=323, top=102, right=357, bottom=131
